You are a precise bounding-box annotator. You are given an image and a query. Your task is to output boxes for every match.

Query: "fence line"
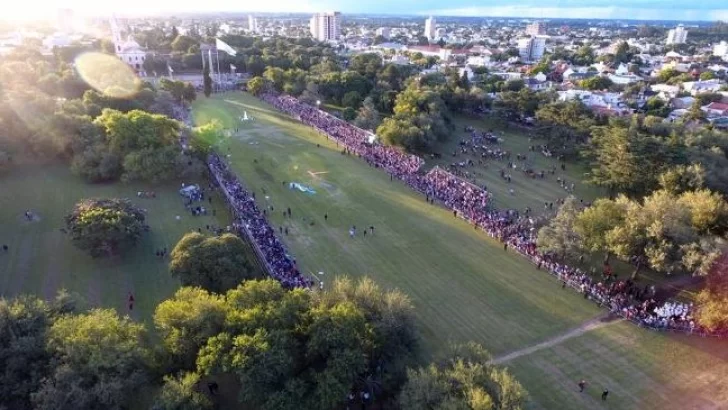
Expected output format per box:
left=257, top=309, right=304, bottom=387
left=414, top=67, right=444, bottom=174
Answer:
left=207, top=153, right=276, bottom=278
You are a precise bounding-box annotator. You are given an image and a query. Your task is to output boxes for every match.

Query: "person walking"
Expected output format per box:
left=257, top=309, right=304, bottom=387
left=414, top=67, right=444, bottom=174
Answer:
left=578, top=380, right=587, bottom=392
left=601, top=389, right=609, bottom=401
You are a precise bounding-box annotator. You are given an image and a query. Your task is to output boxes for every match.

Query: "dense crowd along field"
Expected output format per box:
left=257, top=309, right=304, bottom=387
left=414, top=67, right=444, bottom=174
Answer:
left=191, top=92, right=728, bottom=410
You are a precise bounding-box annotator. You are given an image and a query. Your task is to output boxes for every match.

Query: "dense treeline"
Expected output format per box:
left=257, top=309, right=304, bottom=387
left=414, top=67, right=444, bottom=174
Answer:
left=236, top=36, right=492, bottom=152
left=0, top=278, right=526, bottom=410
left=0, top=46, right=201, bottom=183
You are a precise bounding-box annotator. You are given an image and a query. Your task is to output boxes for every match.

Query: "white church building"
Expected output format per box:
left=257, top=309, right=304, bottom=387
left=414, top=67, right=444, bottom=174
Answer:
left=110, top=16, right=147, bottom=74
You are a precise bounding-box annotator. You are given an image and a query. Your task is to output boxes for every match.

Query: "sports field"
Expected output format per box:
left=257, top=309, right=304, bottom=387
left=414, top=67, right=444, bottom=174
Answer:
left=0, top=164, right=236, bottom=320
left=192, top=92, right=728, bottom=409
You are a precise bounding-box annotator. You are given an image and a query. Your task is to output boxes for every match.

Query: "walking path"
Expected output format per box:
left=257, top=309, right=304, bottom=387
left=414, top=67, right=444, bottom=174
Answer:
left=490, top=314, right=622, bottom=365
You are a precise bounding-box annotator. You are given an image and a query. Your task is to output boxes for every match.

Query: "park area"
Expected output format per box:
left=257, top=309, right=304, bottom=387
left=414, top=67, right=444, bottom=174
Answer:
left=0, top=163, right=237, bottom=321
left=191, top=91, right=728, bottom=409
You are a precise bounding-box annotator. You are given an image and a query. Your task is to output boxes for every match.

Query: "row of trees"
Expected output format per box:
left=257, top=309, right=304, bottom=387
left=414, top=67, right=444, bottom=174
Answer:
left=247, top=50, right=492, bottom=153
left=1, top=278, right=527, bottom=410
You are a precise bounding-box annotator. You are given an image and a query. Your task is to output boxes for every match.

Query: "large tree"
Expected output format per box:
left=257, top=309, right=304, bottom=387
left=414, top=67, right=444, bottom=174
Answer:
left=353, top=96, right=381, bottom=131
left=159, top=79, right=196, bottom=104
left=93, top=109, right=185, bottom=182
left=32, top=309, right=150, bottom=410
left=696, top=261, right=728, bottom=332
left=399, top=342, right=527, bottom=410
left=158, top=277, right=419, bottom=410
left=64, top=198, right=147, bottom=257
left=537, top=196, right=583, bottom=260
left=576, top=191, right=726, bottom=279
left=0, top=293, right=75, bottom=410
left=169, top=233, right=260, bottom=294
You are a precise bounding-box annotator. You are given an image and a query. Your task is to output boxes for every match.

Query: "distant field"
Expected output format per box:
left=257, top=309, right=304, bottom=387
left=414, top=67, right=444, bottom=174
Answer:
left=192, top=92, right=728, bottom=410
left=0, top=164, right=237, bottom=321
left=429, top=115, right=605, bottom=216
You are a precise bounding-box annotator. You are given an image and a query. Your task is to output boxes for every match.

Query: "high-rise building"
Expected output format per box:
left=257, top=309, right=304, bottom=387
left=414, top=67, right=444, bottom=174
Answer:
left=526, top=22, right=546, bottom=36
left=666, top=25, right=688, bottom=45
left=310, top=12, right=341, bottom=42
left=425, top=16, right=436, bottom=41
left=248, top=15, right=257, bottom=33
left=376, top=27, right=391, bottom=39
left=517, top=36, right=546, bottom=62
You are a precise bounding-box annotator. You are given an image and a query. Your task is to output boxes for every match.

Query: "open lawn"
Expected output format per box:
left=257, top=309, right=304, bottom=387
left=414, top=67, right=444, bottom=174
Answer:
left=192, top=92, right=728, bottom=410
left=0, top=164, right=236, bottom=321
left=428, top=115, right=605, bottom=216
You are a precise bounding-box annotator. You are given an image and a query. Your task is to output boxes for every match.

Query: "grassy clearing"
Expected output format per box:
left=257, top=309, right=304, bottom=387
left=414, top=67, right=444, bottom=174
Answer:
left=0, top=164, right=236, bottom=321
left=192, top=92, right=728, bottom=409
left=428, top=115, right=605, bottom=216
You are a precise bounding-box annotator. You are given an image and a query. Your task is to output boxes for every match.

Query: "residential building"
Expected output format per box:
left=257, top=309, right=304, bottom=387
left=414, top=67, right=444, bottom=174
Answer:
left=651, top=84, right=680, bottom=99
left=714, top=41, right=728, bottom=58
left=615, top=63, right=630, bottom=76
left=408, top=45, right=465, bottom=60
left=517, top=36, right=546, bottom=62
left=375, top=27, right=390, bottom=39
left=425, top=16, right=436, bottom=41
left=702, top=102, right=728, bottom=118
left=42, top=32, right=72, bottom=50
left=310, top=11, right=341, bottom=42
left=607, top=73, right=641, bottom=85
left=524, top=75, right=550, bottom=91
left=491, top=72, right=523, bottom=81
left=666, top=24, right=688, bottom=45
left=558, top=90, right=631, bottom=116
left=389, top=54, right=410, bottom=65
left=526, top=22, right=546, bottom=36
left=435, top=28, right=446, bottom=40
left=248, top=15, right=258, bottom=33
left=467, top=55, right=491, bottom=67
left=683, top=79, right=723, bottom=95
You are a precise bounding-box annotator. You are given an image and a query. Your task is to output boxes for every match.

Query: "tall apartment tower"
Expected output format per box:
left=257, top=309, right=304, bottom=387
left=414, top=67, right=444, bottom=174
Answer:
left=666, top=25, right=688, bottom=45
left=526, top=22, right=546, bottom=36
left=248, top=15, right=257, bottom=33
left=310, top=11, right=341, bottom=42
left=517, top=36, right=546, bottom=62
left=425, top=16, right=436, bottom=41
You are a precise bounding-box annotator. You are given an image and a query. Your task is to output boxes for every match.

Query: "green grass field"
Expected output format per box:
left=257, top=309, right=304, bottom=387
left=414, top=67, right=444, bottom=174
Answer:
left=192, top=92, right=728, bottom=410
left=429, top=115, right=605, bottom=216
left=0, top=164, right=234, bottom=321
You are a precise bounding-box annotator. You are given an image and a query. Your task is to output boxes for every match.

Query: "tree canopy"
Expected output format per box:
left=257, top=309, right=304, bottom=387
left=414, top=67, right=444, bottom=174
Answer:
left=156, top=277, right=419, bottom=409
left=64, top=198, right=147, bottom=258
left=169, top=232, right=261, bottom=294
left=399, top=342, right=527, bottom=410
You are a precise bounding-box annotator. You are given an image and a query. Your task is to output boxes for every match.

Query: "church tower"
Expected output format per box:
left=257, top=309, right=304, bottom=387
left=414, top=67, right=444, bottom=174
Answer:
left=110, top=15, right=123, bottom=54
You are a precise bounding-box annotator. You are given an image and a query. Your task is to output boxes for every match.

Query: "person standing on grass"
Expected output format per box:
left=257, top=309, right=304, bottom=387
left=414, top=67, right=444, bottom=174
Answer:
left=601, top=389, right=609, bottom=400
left=578, top=380, right=587, bottom=392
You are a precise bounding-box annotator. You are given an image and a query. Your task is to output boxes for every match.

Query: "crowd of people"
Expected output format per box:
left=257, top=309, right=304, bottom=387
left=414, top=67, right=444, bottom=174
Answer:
left=208, top=153, right=312, bottom=289
left=262, top=95, right=424, bottom=178
left=227, top=93, right=722, bottom=337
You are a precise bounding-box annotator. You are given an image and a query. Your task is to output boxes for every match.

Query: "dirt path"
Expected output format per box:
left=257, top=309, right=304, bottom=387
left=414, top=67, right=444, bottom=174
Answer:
left=490, top=314, right=622, bottom=365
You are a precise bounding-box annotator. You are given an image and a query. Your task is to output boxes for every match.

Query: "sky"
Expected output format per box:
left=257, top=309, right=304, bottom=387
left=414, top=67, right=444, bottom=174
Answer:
left=5, top=0, right=728, bottom=22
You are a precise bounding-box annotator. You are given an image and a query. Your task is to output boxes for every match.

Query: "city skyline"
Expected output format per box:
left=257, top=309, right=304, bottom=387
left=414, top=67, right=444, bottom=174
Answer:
left=3, top=0, right=728, bottom=22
